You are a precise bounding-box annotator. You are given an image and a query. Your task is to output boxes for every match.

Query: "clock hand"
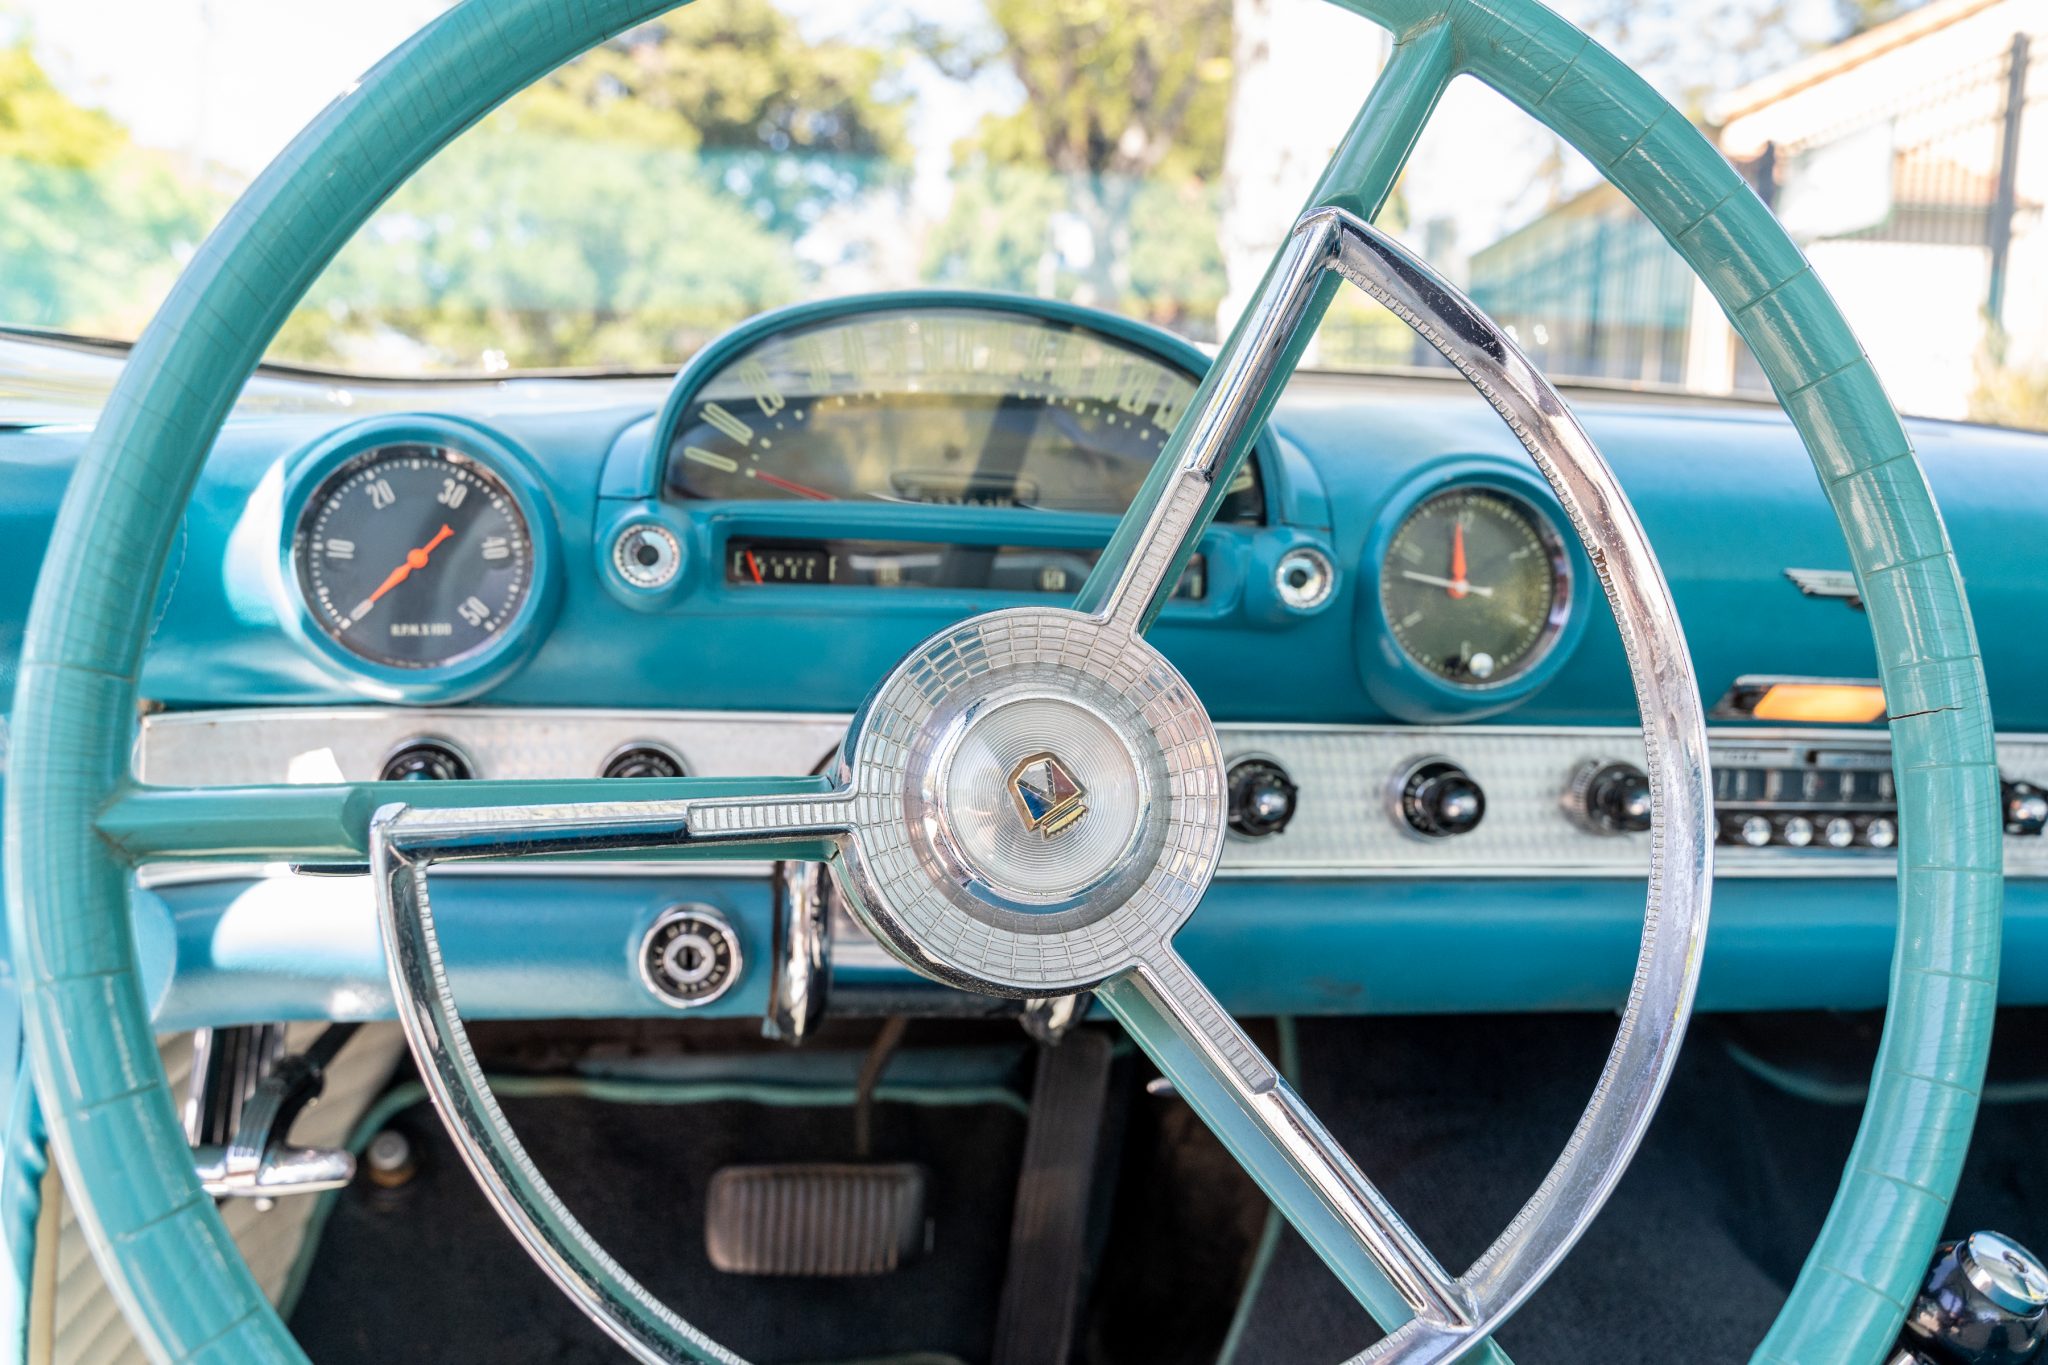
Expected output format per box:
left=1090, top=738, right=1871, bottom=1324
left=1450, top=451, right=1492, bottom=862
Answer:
left=1399, top=569, right=1494, bottom=598
left=1448, top=519, right=1469, bottom=600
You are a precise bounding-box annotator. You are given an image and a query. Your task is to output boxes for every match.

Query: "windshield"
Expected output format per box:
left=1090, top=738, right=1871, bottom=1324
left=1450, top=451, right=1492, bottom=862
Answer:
left=4, top=0, right=2044, bottom=429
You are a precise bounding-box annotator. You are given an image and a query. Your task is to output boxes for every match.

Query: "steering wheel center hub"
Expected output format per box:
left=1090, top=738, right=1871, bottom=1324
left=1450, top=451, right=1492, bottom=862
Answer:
left=928, top=688, right=1146, bottom=904
left=836, top=606, right=1227, bottom=995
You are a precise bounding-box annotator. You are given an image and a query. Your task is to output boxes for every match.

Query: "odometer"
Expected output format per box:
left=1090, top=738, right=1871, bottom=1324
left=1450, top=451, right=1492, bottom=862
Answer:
left=292, top=444, right=533, bottom=669
left=1378, top=486, right=1570, bottom=686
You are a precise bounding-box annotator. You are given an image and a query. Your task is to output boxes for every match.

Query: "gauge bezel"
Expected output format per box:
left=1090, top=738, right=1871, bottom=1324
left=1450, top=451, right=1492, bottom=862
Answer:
left=278, top=415, right=560, bottom=703
left=1360, top=460, right=1589, bottom=722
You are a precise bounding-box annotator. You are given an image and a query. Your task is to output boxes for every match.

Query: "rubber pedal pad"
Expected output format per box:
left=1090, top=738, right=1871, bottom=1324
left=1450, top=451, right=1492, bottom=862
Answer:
left=704, top=1162, right=929, bottom=1277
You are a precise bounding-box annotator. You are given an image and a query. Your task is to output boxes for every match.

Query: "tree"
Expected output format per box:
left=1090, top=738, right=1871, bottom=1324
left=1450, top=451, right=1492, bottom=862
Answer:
left=0, top=41, right=217, bottom=339
left=506, top=0, right=914, bottom=236
left=273, top=0, right=915, bottom=371
left=923, top=0, right=1234, bottom=329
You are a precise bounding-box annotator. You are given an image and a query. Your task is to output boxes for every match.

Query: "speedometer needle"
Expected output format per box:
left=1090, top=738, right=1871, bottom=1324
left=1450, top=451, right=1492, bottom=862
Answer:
left=350, top=523, right=453, bottom=621
left=1448, top=520, right=1469, bottom=600
left=1399, top=569, right=1494, bottom=598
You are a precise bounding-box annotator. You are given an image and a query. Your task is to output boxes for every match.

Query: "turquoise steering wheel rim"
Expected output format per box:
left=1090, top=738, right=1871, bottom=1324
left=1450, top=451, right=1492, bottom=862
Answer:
left=1, top=2, right=2000, bottom=1363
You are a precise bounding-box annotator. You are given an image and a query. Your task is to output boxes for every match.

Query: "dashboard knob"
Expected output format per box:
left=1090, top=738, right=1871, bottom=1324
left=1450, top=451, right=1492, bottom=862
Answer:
left=2003, top=779, right=2048, bottom=837
left=379, top=738, right=473, bottom=783
left=1394, top=758, right=1485, bottom=839
left=1899, top=1231, right=2048, bottom=1365
left=602, top=743, right=687, bottom=780
left=1565, top=759, right=1653, bottom=835
left=1227, top=759, right=1299, bottom=838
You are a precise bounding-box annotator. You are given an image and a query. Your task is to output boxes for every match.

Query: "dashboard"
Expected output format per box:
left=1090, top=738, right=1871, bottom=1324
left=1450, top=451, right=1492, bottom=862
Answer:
left=7, top=290, right=2048, bottom=1028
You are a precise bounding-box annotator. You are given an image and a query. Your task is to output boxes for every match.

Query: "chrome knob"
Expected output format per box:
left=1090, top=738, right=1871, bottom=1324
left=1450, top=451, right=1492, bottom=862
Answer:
left=1565, top=759, right=1653, bottom=835
left=1394, top=757, right=1485, bottom=839
left=1227, top=758, right=1298, bottom=838
left=1900, top=1231, right=2048, bottom=1365
left=2003, top=780, right=2048, bottom=837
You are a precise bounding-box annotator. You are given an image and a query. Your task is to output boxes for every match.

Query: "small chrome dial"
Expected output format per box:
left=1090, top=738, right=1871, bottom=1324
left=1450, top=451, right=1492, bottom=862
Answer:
left=294, top=444, right=533, bottom=669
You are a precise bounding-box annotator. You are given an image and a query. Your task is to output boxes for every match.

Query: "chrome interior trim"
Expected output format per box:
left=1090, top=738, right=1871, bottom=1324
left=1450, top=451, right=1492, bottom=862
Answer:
left=132, top=711, right=2048, bottom=885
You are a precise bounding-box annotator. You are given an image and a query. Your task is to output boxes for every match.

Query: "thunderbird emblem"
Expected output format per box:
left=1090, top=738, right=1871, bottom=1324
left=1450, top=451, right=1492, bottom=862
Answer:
left=1785, top=567, right=1864, bottom=610
left=1008, top=751, right=1089, bottom=839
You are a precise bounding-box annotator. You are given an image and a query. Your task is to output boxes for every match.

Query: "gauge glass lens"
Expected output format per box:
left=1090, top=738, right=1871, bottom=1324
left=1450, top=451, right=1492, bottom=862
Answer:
left=663, top=307, right=1261, bottom=521
left=1378, top=487, right=1568, bottom=686
left=293, top=444, right=533, bottom=669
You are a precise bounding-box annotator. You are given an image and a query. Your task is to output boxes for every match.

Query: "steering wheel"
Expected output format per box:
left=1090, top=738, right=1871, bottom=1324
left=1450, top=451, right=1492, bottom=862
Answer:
left=5, top=0, right=2003, bottom=1361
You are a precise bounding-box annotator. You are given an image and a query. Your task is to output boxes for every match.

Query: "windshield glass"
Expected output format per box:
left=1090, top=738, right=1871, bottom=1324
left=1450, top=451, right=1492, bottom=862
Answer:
left=4, top=0, right=2044, bottom=429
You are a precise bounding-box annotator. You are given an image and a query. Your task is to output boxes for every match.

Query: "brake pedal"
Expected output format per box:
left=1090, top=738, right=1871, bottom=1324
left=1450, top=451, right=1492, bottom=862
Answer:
left=705, top=1162, right=928, bottom=1276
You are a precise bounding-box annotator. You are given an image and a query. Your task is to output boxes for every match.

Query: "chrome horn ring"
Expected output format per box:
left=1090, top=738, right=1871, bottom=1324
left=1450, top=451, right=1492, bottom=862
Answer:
left=373, top=208, right=1710, bottom=1364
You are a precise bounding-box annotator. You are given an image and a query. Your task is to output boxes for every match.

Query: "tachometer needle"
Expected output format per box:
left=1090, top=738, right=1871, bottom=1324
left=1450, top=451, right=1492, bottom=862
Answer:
left=1448, top=520, right=1469, bottom=600
left=1399, top=569, right=1494, bottom=598
left=350, top=523, right=453, bottom=621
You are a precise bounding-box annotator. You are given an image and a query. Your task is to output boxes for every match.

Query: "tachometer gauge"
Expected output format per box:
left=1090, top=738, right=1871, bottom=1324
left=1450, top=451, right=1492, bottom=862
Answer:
left=292, top=444, right=533, bottom=669
left=1378, top=486, right=1570, bottom=686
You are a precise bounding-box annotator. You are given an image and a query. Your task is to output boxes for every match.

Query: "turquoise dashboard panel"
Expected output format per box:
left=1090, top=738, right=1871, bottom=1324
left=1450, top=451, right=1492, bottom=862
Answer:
left=2, top=380, right=2044, bottom=729
left=131, top=875, right=2048, bottom=1028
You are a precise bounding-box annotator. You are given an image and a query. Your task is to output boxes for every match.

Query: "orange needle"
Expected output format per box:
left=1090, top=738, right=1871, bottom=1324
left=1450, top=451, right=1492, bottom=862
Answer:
left=1448, top=519, right=1469, bottom=600
left=364, top=524, right=454, bottom=609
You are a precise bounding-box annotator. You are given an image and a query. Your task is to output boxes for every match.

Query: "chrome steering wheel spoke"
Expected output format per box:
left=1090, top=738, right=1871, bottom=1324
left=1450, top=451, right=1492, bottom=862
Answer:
left=96, top=774, right=850, bottom=867
left=1103, top=947, right=1476, bottom=1338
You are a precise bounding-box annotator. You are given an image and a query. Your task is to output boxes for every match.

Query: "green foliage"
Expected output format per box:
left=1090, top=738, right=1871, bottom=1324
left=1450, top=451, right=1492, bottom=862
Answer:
left=1970, top=357, right=2048, bottom=432
left=0, top=41, right=217, bottom=337
left=923, top=0, right=1233, bottom=332
left=272, top=0, right=913, bottom=371
left=503, top=0, right=913, bottom=235
left=276, top=137, right=801, bottom=372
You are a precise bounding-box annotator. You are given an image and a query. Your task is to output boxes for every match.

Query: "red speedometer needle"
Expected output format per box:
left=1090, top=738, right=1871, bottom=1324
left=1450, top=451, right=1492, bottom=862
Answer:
left=1448, top=519, right=1469, bottom=600
left=748, top=469, right=835, bottom=501
left=353, top=523, right=454, bottom=619
left=744, top=550, right=764, bottom=585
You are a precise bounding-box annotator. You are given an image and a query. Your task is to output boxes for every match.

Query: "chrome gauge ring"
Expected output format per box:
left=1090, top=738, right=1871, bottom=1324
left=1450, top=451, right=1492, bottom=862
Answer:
left=836, top=606, right=1226, bottom=995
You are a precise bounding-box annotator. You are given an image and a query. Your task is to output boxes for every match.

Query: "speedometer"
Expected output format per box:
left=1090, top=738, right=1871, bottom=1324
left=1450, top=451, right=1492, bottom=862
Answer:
left=292, top=444, right=534, bottom=669
left=1378, top=486, right=1570, bottom=686
left=661, top=304, right=1262, bottom=521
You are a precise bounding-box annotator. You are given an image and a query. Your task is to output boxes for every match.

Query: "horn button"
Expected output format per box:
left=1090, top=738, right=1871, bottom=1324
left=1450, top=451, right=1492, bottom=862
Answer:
left=836, top=607, right=1226, bottom=996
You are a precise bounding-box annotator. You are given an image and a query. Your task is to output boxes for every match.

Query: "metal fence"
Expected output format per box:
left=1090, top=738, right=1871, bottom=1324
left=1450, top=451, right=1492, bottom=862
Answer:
left=1351, top=31, right=2042, bottom=396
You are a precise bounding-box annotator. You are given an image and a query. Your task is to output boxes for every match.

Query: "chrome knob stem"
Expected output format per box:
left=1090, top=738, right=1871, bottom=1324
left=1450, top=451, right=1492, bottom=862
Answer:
left=1901, top=1232, right=2048, bottom=1365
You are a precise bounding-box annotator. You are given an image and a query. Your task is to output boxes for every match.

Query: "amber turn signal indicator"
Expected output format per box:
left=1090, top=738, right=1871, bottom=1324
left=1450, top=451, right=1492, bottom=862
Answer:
left=1718, top=676, right=1888, bottom=724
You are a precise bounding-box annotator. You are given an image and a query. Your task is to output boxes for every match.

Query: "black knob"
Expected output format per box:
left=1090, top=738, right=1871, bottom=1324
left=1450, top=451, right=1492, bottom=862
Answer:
left=1227, top=759, right=1298, bottom=838
left=2003, top=780, right=2048, bottom=837
left=1397, top=758, right=1485, bottom=839
left=1568, top=759, right=1653, bottom=835
left=602, top=744, right=687, bottom=780
left=1901, top=1232, right=2048, bottom=1365
left=379, top=739, right=472, bottom=783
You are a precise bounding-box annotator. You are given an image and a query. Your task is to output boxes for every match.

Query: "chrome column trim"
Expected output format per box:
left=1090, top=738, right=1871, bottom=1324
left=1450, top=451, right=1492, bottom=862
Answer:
left=765, top=861, right=830, bottom=1042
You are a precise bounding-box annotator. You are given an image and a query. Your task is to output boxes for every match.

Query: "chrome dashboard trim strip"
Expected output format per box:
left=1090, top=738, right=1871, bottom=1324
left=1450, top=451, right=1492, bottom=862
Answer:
left=135, top=709, right=2048, bottom=882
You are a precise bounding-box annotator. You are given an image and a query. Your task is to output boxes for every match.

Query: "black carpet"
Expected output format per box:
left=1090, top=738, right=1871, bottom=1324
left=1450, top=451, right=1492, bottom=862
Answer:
left=289, top=1088, right=1028, bottom=1364
left=1226, top=1012, right=2048, bottom=1364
